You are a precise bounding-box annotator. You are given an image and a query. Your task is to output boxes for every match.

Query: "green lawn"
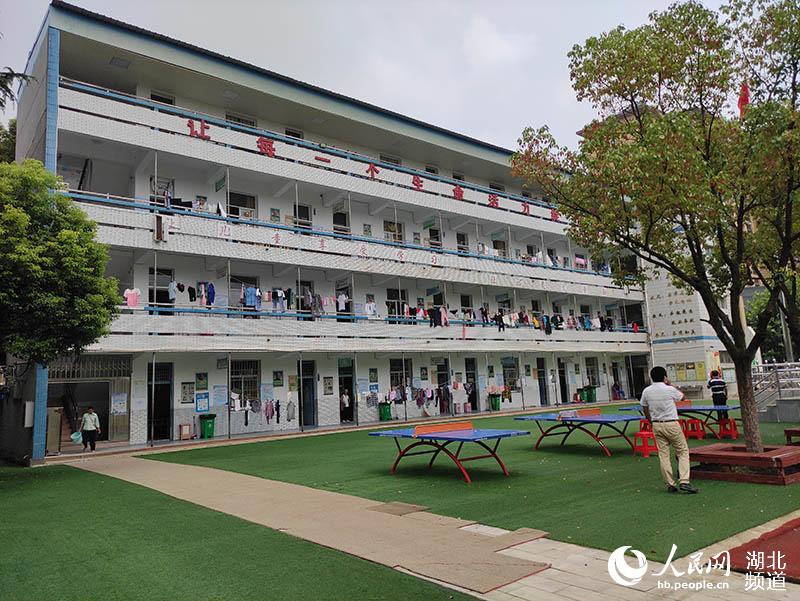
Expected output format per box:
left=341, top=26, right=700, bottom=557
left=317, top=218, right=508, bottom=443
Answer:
left=0, top=464, right=472, bottom=601
left=151, top=409, right=800, bottom=561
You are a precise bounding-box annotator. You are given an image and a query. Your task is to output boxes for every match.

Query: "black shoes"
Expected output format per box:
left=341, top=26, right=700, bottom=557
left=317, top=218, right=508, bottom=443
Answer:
left=666, top=483, right=699, bottom=494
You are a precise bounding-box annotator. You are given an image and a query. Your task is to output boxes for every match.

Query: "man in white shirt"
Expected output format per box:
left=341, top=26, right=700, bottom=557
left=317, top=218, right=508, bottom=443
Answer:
left=640, top=366, right=698, bottom=494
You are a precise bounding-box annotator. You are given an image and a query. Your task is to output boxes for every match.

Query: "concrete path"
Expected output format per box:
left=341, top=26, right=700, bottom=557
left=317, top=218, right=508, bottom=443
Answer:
left=75, top=455, right=800, bottom=600
left=76, top=455, right=548, bottom=594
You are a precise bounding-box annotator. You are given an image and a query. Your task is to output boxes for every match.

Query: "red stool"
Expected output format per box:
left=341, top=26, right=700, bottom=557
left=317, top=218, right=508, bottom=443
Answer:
left=633, top=430, right=658, bottom=457
left=681, top=418, right=705, bottom=440
left=639, top=419, right=652, bottom=432
left=718, top=418, right=738, bottom=439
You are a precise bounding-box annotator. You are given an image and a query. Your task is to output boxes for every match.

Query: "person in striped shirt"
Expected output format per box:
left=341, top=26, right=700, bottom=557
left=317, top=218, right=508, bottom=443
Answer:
left=707, top=370, right=729, bottom=419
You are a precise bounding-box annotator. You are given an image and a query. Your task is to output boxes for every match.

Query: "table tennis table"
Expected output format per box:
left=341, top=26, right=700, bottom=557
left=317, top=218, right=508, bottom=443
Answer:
left=369, top=420, right=530, bottom=483
left=620, top=404, right=740, bottom=439
left=514, top=410, right=642, bottom=457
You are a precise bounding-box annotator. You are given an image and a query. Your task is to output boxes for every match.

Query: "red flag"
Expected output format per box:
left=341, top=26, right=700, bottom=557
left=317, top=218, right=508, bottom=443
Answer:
left=738, top=82, right=749, bottom=119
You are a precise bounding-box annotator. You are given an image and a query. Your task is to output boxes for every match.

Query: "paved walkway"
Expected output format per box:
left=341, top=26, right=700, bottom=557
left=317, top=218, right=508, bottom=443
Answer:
left=75, top=455, right=800, bottom=600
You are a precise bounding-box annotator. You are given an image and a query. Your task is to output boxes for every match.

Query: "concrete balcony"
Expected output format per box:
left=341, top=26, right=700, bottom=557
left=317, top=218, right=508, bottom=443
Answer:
left=73, top=192, right=643, bottom=302
left=58, top=79, right=563, bottom=234
left=92, top=307, right=650, bottom=354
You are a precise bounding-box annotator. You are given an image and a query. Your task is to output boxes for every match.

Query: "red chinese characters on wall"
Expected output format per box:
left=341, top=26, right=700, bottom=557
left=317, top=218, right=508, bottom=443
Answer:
left=187, top=119, right=210, bottom=140
left=488, top=194, right=500, bottom=208
left=411, top=175, right=424, bottom=190
left=550, top=208, right=560, bottom=221
left=521, top=201, right=530, bottom=215
left=257, top=137, right=275, bottom=157
left=453, top=184, right=464, bottom=200
left=366, top=164, right=380, bottom=179
left=319, top=238, right=327, bottom=251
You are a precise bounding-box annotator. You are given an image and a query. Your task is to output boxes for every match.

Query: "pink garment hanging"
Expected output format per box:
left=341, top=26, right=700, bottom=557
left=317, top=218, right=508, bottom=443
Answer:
left=240, top=284, right=245, bottom=304
left=199, top=283, right=207, bottom=306
left=440, top=306, right=449, bottom=326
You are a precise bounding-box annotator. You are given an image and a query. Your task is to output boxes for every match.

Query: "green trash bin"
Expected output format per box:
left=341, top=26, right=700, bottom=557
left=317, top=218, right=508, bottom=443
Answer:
left=489, top=394, right=501, bottom=411
left=199, top=413, right=216, bottom=439
left=378, top=403, right=392, bottom=421
left=586, top=386, right=597, bottom=403
left=579, top=387, right=589, bottom=403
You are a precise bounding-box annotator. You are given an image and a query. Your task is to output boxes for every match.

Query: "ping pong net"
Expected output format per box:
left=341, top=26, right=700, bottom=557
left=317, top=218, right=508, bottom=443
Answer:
left=413, top=421, right=473, bottom=437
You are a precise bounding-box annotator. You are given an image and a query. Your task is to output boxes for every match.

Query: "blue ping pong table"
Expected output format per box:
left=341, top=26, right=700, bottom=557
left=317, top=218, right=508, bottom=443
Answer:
left=369, top=422, right=530, bottom=483
left=514, top=412, right=642, bottom=456
left=620, top=404, right=741, bottom=438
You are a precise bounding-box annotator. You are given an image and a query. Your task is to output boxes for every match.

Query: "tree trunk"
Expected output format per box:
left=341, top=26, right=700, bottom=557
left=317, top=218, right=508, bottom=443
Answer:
left=734, top=359, right=763, bottom=453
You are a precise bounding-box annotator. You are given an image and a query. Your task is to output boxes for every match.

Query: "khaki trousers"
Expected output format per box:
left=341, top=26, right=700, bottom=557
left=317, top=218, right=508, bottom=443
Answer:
left=652, top=421, right=690, bottom=486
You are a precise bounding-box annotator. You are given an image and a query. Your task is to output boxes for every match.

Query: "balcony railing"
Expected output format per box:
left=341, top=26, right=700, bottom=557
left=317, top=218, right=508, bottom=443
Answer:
left=58, top=77, right=563, bottom=229
left=67, top=190, right=628, bottom=294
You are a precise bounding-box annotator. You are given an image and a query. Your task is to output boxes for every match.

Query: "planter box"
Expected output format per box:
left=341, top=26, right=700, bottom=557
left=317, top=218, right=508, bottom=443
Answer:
left=689, top=443, right=800, bottom=485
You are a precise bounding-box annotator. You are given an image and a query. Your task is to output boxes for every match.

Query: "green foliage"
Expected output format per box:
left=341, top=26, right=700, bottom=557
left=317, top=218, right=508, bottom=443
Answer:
left=746, top=289, right=785, bottom=361
left=0, top=159, right=119, bottom=363
left=0, top=118, right=14, bottom=163
left=511, top=0, right=800, bottom=451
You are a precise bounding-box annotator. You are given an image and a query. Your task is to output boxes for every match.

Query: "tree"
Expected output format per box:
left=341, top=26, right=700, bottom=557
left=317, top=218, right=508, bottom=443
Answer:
left=511, top=0, right=799, bottom=452
left=0, top=118, right=15, bottom=163
left=0, top=160, right=119, bottom=364
left=746, top=290, right=786, bottom=361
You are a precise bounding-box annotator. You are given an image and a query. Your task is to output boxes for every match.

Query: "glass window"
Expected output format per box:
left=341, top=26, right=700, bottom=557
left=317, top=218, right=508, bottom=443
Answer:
left=425, top=165, right=439, bottom=175
left=389, top=358, right=413, bottom=389
left=585, top=357, right=599, bottom=386
left=226, top=113, right=257, bottom=128
left=285, top=128, right=304, bottom=139
left=383, top=220, right=404, bottom=243
left=150, top=91, right=174, bottom=105
left=231, top=360, right=261, bottom=405
left=229, top=192, right=257, bottom=219
left=456, top=232, right=469, bottom=253
left=452, top=172, right=465, bottom=181
left=489, top=182, right=506, bottom=192
left=379, top=154, right=402, bottom=166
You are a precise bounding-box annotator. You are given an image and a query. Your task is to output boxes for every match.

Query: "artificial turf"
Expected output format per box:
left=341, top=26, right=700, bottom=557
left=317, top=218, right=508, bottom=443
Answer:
left=0, top=464, right=473, bottom=601
left=151, top=410, right=800, bottom=562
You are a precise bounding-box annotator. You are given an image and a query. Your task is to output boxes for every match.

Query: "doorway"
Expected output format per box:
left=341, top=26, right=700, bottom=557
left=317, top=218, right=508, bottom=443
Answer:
left=386, top=288, right=408, bottom=318
left=148, top=267, right=174, bottom=315
left=48, top=381, right=111, bottom=443
left=536, top=358, right=549, bottom=405
left=147, top=362, right=173, bottom=440
left=626, top=355, right=649, bottom=400
left=556, top=358, right=569, bottom=405
left=338, top=358, right=354, bottom=423
left=297, top=279, right=314, bottom=320
left=335, top=281, right=353, bottom=323
left=465, top=357, right=478, bottom=410
left=297, top=360, right=316, bottom=427
left=293, top=203, right=312, bottom=230
left=435, top=358, right=450, bottom=414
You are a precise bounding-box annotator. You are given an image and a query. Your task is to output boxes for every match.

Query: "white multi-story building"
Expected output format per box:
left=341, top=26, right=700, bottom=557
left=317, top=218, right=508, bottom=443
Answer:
left=11, top=1, right=650, bottom=461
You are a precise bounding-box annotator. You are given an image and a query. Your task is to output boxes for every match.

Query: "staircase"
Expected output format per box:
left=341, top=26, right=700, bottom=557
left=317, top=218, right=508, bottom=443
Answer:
left=754, top=363, right=800, bottom=422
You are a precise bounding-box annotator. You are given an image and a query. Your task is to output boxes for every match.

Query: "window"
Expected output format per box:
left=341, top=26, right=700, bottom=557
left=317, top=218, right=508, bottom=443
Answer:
left=226, top=112, right=257, bottom=128
left=285, top=127, right=304, bottom=139
left=456, top=232, right=469, bottom=253
left=332, top=208, right=350, bottom=235
left=460, top=295, right=473, bottom=310
left=293, top=204, right=312, bottom=229
left=501, top=357, right=520, bottom=391
left=148, top=267, right=174, bottom=315
left=386, top=288, right=408, bottom=317
left=452, top=172, right=465, bottom=181
left=552, top=301, right=561, bottom=314
left=425, top=165, right=439, bottom=175
left=428, top=228, right=442, bottom=248
left=389, top=358, right=413, bottom=389
left=380, top=154, right=402, bottom=166
left=228, top=192, right=257, bottom=219
left=585, top=357, right=599, bottom=387
left=489, top=182, right=506, bottom=192
left=383, top=220, right=404, bottom=243
left=231, top=360, right=261, bottom=405
left=526, top=244, right=538, bottom=256
left=531, top=299, right=541, bottom=314
left=580, top=304, right=592, bottom=316
left=150, top=91, right=174, bottom=105
left=492, top=239, right=507, bottom=258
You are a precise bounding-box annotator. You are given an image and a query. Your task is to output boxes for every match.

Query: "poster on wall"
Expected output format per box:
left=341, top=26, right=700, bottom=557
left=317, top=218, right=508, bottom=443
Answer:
left=357, top=378, right=369, bottom=397
left=195, top=372, right=209, bottom=391
left=323, top=376, right=334, bottom=396
left=272, top=371, right=284, bottom=387
left=216, top=357, right=228, bottom=370
left=195, top=391, right=210, bottom=413
left=695, top=361, right=706, bottom=381
left=685, top=363, right=695, bottom=381
left=676, top=364, right=687, bottom=381
left=270, top=208, right=280, bottom=223
left=260, top=383, right=274, bottom=401
left=524, top=364, right=532, bottom=377
left=363, top=224, right=372, bottom=237
left=212, top=385, right=228, bottom=407
left=369, top=368, right=378, bottom=383
left=181, top=382, right=195, bottom=404
left=420, top=367, right=428, bottom=380
left=369, top=384, right=380, bottom=394
left=288, top=375, right=299, bottom=392
left=111, top=392, right=128, bottom=415
left=667, top=364, right=677, bottom=381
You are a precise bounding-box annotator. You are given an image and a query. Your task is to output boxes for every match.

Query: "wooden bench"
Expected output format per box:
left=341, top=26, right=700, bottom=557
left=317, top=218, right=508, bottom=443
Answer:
left=785, top=428, right=800, bottom=446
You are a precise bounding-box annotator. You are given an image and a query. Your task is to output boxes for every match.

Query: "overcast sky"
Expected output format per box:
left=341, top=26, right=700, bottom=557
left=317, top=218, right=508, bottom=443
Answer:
left=1, top=0, right=723, bottom=149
